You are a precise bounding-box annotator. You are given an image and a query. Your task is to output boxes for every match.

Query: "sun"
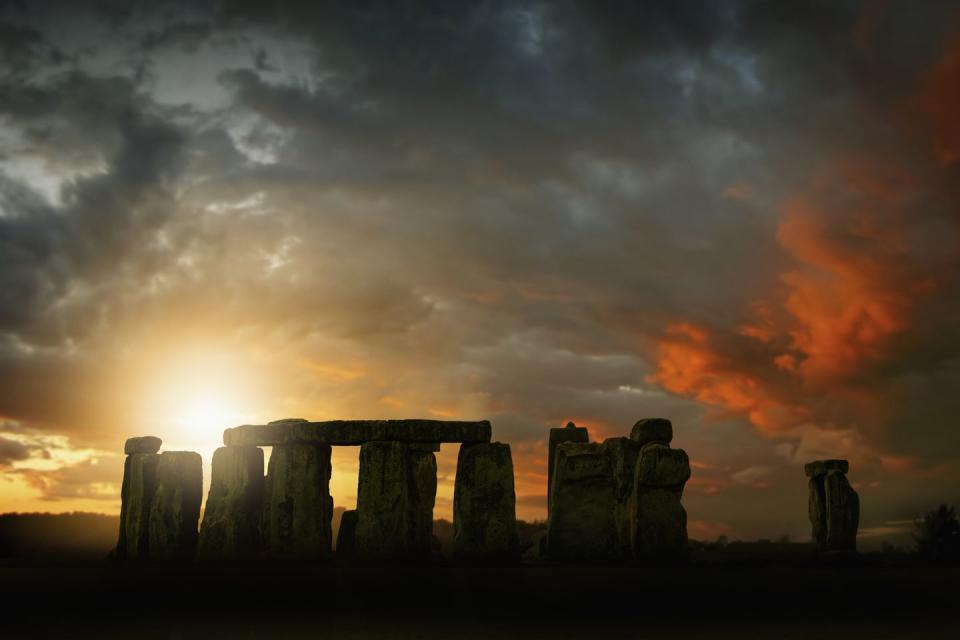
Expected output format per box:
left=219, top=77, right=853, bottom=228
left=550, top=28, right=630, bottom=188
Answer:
left=175, top=395, right=245, bottom=437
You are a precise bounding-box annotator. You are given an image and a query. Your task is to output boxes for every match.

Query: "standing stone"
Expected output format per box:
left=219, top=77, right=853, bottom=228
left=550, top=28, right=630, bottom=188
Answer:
left=124, top=436, right=162, bottom=455
left=453, top=442, right=519, bottom=561
left=600, top=437, right=641, bottom=558
left=116, top=436, right=163, bottom=559
left=631, top=442, right=691, bottom=562
left=630, top=418, right=673, bottom=447
left=262, top=443, right=333, bottom=559
left=148, top=451, right=203, bottom=560
left=198, top=446, right=265, bottom=560
left=547, top=442, right=618, bottom=561
left=336, top=509, right=358, bottom=560
left=409, top=449, right=438, bottom=557
left=547, top=422, right=589, bottom=516
left=806, top=460, right=859, bottom=553
left=355, top=441, right=416, bottom=560
left=120, top=452, right=160, bottom=560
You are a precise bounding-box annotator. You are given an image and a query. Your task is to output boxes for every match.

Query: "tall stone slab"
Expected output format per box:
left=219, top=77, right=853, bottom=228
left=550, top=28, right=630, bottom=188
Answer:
left=547, top=422, right=589, bottom=516
left=547, top=442, right=618, bottom=561
left=262, top=443, right=333, bottom=559
left=198, top=446, right=265, bottom=559
left=409, top=449, right=438, bottom=557
left=120, top=452, right=160, bottom=560
left=148, top=451, right=203, bottom=560
left=453, top=442, right=518, bottom=561
left=355, top=441, right=417, bottom=560
left=631, top=443, right=691, bottom=563
left=336, top=509, right=358, bottom=560
left=116, top=436, right=163, bottom=560
left=600, top=437, right=641, bottom=558
left=806, top=460, right=859, bottom=553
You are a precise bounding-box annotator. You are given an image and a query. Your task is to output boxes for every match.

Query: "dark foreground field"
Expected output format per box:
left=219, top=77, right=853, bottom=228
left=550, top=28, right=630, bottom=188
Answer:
left=2, top=561, right=959, bottom=638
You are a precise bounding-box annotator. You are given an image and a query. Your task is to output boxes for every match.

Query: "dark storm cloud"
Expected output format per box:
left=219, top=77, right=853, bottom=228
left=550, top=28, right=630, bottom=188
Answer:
left=1, top=0, right=959, bottom=532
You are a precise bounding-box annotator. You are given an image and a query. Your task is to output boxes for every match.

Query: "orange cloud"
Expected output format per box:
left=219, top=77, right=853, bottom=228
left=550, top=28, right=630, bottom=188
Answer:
left=917, top=17, right=960, bottom=165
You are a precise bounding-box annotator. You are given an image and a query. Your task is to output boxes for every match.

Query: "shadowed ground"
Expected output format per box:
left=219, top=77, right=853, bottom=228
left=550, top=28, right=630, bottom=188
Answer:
left=2, top=563, right=958, bottom=638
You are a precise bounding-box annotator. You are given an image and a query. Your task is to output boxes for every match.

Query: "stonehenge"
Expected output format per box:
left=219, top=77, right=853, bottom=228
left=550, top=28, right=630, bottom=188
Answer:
left=197, top=446, right=264, bottom=559
left=262, top=443, right=334, bottom=559
left=545, top=418, right=691, bottom=563
left=453, top=442, right=519, bottom=560
left=547, top=422, right=588, bottom=516
left=806, top=459, right=860, bottom=553
left=148, top=451, right=203, bottom=560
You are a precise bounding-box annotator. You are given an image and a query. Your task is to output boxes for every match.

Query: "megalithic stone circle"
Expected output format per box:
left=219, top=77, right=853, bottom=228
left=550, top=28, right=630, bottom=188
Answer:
left=224, top=419, right=491, bottom=446
left=198, top=446, right=265, bottom=560
left=546, top=442, right=619, bottom=561
left=806, top=459, right=859, bottom=552
left=262, top=443, right=333, bottom=559
left=453, top=442, right=519, bottom=561
left=547, top=422, right=589, bottom=516
left=148, top=451, right=203, bottom=560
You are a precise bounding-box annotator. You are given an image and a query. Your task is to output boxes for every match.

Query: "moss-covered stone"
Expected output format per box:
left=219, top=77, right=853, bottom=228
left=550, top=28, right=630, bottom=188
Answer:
left=547, top=422, right=589, bottom=516
left=121, top=453, right=160, bottom=560
left=410, top=449, right=437, bottom=557
left=630, top=418, right=673, bottom=447
left=546, top=442, right=618, bottom=561
left=631, top=487, right=688, bottom=562
left=198, top=446, right=264, bottom=560
left=262, top=443, right=333, bottom=559
left=453, top=442, right=518, bottom=561
left=355, top=441, right=416, bottom=560
left=636, top=443, right=691, bottom=490
left=148, top=451, right=203, bottom=560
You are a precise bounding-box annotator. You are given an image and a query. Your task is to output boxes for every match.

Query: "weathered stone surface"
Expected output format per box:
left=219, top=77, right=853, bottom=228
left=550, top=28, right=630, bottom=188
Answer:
left=120, top=453, right=160, bottom=560
left=224, top=419, right=491, bottom=447
left=632, top=487, right=688, bottom=561
left=600, top=437, right=641, bottom=558
left=410, top=449, right=438, bottom=557
left=824, top=470, right=859, bottom=552
left=198, top=446, right=264, bottom=559
left=804, top=459, right=849, bottom=478
left=635, top=443, right=691, bottom=490
left=262, top=443, right=333, bottom=559
left=124, top=436, right=162, bottom=455
left=630, top=418, right=673, bottom=447
left=336, top=509, right=358, bottom=559
left=148, top=451, right=203, bottom=560
left=806, top=460, right=859, bottom=553
left=409, top=442, right=441, bottom=452
left=454, top=442, right=519, bottom=561
left=547, top=442, right=618, bottom=561
left=355, top=441, right=417, bottom=560
left=547, top=422, right=589, bottom=515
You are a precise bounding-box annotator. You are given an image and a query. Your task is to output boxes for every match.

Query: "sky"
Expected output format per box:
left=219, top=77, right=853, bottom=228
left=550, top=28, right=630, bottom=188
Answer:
left=1, top=0, right=959, bottom=545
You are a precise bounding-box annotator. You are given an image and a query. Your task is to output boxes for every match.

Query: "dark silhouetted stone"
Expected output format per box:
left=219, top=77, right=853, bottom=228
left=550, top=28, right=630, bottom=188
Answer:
left=148, top=451, right=203, bottom=560
left=453, top=442, right=519, bottom=561
left=124, top=436, right=162, bottom=455
left=630, top=418, right=673, bottom=447
left=804, top=459, right=849, bottom=477
left=807, top=460, right=859, bottom=553
left=119, top=452, right=160, bottom=560
left=547, top=422, right=589, bottom=515
left=547, top=442, right=618, bottom=561
left=262, top=443, right=333, bottom=559
left=224, top=420, right=491, bottom=447
left=600, top=437, right=641, bottom=558
left=336, top=509, right=358, bottom=559
left=198, top=446, right=264, bottom=560
left=631, top=441, right=690, bottom=563
left=355, top=441, right=416, bottom=560
left=410, top=449, right=438, bottom=557
left=636, top=443, right=691, bottom=490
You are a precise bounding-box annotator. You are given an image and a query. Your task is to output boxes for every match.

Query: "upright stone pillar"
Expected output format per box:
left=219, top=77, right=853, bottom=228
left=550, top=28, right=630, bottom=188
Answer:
left=116, top=436, right=163, bottom=560
left=148, top=451, right=203, bottom=560
left=355, top=441, right=417, bottom=560
left=198, top=446, right=265, bottom=560
left=452, top=442, right=518, bottom=561
left=262, top=443, right=333, bottom=559
left=409, top=447, right=438, bottom=557
left=547, top=422, right=589, bottom=516
left=630, top=441, right=691, bottom=563
left=600, top=437, right=641, bottom=559
left=805, top=459, right=859, bottom=553
left=546, top=442, right=618, bottom=561
left=336, top=509, right=359, bottom=560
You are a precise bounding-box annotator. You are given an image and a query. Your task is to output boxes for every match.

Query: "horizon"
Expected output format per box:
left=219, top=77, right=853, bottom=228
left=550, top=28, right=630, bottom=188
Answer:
left=2, top=0, right=960, bottom=551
